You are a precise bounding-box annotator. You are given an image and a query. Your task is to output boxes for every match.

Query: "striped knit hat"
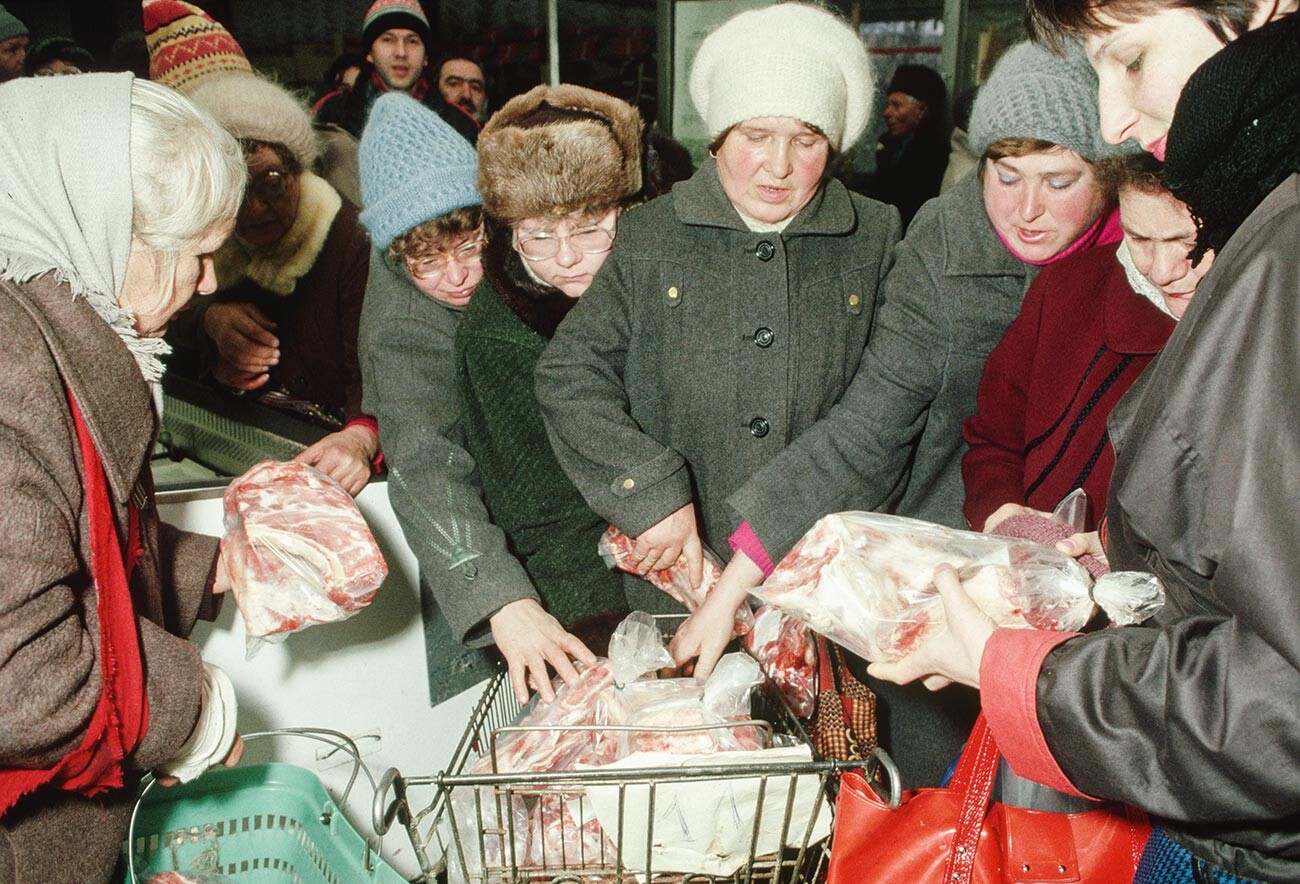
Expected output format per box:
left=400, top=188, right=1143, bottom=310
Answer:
left=143, top=0, right=250, bottom=92
left=362, top=0, right=432, bottom=50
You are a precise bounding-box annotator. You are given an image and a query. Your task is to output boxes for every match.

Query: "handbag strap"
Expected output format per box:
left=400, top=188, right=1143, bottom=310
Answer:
left=943, top=713, right=1001, bottom=883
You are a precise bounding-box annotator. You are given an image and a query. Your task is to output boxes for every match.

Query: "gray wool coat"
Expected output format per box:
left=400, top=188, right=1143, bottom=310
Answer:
left=728, top=171, right=1044, bottom=559
left=0, top=274, right=220, bottom=884
left=357, top=250, right=534, bottom=701
left=535, top=158, right=901, bottom=555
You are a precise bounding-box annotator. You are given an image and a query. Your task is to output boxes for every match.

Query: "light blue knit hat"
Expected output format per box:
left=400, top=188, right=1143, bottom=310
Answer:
left=969, top=40, right=1135, bottom=162
left=359, top=92, right=480, bottom=251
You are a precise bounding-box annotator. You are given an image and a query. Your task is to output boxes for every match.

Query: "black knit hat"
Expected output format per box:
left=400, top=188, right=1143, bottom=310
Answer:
left=361, top=0, right=432, bottom=50
left=886, top=64, right=946, bottom=110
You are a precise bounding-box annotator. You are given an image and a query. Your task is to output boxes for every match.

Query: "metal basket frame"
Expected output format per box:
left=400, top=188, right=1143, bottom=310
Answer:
left=375, top=659, right=863, bottom=883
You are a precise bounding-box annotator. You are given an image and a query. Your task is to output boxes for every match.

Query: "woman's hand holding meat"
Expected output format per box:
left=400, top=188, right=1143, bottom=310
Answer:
left=669, top=551, right=763, bottom=680
left=490, top=598, right=598, bottom=704
left=1055, top=529, right=1107, bottom=568
left=867, top=564, right=996, bottom=691
left=631, top=503, right=704, bottom=583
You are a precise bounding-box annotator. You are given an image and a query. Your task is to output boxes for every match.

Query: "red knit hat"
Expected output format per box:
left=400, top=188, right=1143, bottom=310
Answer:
left=143, top=0, right=250, bottom=93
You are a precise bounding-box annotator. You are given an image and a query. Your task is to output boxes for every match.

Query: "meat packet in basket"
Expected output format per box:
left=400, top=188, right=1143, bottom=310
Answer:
left=755, top=512, right=1155, bottom=663
left=220, top=460, right=387, bottom=647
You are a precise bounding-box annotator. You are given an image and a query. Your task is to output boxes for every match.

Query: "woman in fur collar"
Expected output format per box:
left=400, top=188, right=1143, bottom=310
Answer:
left=151, top=7, right=377, bottom=494
left=453, top=85, right=690, bottom=702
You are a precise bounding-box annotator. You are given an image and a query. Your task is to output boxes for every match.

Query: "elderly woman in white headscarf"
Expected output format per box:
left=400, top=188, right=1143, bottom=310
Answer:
left=0, top=73, right=247, bottom=883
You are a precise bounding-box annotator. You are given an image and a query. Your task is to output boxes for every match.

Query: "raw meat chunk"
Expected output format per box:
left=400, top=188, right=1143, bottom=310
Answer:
left=742, top=605, right=816, bottom=717
left=221, top=460, right=387, bottom=638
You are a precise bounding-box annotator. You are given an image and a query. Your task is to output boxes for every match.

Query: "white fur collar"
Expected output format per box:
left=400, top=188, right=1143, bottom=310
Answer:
left=215, top=172, right=342, bottom=296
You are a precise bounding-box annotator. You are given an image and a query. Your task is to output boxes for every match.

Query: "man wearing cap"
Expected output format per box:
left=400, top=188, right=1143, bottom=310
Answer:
left=873, top=64, right=950, bottom=228
left=314, top=0, right=479, bottom=145
left=0, top=4, right=29, bottom=83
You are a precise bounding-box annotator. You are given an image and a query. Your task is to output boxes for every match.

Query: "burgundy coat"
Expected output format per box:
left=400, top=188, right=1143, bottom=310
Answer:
left=0, top=274, right=221, bottom=883
left=961, top=244, right=1176, bottom=530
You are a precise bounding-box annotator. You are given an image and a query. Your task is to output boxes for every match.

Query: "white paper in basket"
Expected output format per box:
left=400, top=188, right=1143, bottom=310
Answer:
left=577, top=745, right=832, bottom=877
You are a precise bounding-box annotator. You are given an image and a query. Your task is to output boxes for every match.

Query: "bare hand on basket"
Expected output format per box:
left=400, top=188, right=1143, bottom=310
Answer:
left=867, top=564, right=996, bottom=691
left=490, top=598, right=597, bottom=704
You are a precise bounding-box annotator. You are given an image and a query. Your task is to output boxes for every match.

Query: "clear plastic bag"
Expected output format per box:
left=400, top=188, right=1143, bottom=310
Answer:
left=598, top=527, right=754, bottom=636
left=742, top=604, right=817, bottom=718
left=757, top=512, right=1102, bottom=663
left=220, top=460, right=387, bottom=648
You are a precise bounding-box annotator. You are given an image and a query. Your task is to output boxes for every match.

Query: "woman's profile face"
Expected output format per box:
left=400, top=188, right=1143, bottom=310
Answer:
left=121, top=220, right=235, bottom=337
left=715, top=117, right=829, bottom=225
left=1118, top=186, right=1213, bottom=318
left=981, top=148, right=1108, bottom=263
left=1083, top=7, right=1248, bottom=156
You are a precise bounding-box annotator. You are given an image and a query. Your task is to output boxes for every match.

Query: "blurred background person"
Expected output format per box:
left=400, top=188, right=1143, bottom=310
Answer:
left=0, top=4, right=27, bottom=83
left=873, top=64, right=949, bottom=228
left=24, top=35, right=93, bottom=77
left=436, top=55, right=488, bottom=124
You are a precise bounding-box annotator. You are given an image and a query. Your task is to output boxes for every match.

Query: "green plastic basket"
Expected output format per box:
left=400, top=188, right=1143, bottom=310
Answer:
left=126, top=762, right=406, bottom=884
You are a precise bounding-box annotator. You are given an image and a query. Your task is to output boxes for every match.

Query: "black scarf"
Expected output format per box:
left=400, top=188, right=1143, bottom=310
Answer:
left=481, top=217, right=576, bottom=340
left=1165, top=12, right=1300, bottom=261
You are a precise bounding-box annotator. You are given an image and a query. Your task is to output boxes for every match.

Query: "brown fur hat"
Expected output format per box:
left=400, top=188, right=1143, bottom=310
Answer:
left=478, top=84, right=643, bottom=225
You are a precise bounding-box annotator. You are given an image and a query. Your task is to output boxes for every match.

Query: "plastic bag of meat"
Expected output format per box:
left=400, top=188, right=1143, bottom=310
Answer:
left=526, top=794, right=616, bottom=871
left=220, top=460, right=387, bottom=645
left=147, top=872, right=237, bottom=884
left=742, top=605, right=817, bottom=717
left=755, top=512, right=1159, bottom=663
left=599, top=526, right=754, bottom=636
left=621, top=653, right=766, bottom=755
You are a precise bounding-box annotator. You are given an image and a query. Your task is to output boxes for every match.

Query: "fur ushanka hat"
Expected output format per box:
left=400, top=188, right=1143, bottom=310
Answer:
left=477, top=84, right=643, bottom=225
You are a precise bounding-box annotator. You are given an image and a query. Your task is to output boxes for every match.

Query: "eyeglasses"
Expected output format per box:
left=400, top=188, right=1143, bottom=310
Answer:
left=248, top=169, right=292, bottom=204
left=406, top=237, right=486, bottom=281
left=515, top=223, right=615, bottom=262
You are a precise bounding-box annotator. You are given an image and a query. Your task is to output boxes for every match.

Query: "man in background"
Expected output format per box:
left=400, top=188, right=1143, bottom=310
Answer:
left=314, top=0, right=479, bottom=144
left=873, top=64, right=949, bottom=228
left=0, top=5, right=29, bottom=83
left=437, top=56, right=487, bottom=124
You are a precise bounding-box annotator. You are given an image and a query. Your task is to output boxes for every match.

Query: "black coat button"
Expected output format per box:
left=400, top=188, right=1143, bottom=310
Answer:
left=755, top=241, right=775, bottom=261
left=753, top=327, right=774, bottom=348
left=749, top=417, right=770, bottom=438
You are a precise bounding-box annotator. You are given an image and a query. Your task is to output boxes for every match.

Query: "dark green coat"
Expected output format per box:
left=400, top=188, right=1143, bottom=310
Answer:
left=455, top=280, right=626, bottom=626
left=535, top=158, right=901, bottom=555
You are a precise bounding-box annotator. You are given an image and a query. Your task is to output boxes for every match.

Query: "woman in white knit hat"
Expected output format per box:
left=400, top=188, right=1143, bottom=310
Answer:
left=536, top=2, right=898, bottom=663
left=659, top=40, right=1135, bottom=790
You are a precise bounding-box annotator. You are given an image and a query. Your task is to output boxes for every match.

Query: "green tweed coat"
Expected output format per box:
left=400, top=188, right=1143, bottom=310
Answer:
left=535, top=158, right=901, bottom=555
left=455, top=280, right=626, bottom=626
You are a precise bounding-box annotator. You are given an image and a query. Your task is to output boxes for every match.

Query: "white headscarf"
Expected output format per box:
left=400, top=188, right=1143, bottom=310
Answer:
left=1116, top=238, right=1179, bottom=320
left=0, top=72, right=172, bottom=381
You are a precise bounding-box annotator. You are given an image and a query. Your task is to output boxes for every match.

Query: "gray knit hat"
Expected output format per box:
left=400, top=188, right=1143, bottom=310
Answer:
left=359, top=92, right=480, bottom=251
left=0, top=4, right=28, bottom=43
left=968, top=40, right=1131, bottom=161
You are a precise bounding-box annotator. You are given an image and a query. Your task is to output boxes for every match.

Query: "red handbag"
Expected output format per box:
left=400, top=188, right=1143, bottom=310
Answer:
left=827, top=713, right=1150, bottom=883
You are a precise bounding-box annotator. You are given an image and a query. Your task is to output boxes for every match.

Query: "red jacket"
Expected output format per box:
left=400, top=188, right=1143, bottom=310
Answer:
left=961, top=244, right=1175, bottom=530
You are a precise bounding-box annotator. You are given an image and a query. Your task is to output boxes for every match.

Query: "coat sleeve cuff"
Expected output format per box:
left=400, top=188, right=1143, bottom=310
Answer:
left=728, top=522, right=775, bottom=577
left=981, top=627, right=1091, bottom=798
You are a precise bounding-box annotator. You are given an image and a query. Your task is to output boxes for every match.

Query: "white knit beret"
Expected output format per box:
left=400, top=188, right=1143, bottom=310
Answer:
left=688, top=3, right=874, bottom=152
left=187, top=74, right=318, bottom=170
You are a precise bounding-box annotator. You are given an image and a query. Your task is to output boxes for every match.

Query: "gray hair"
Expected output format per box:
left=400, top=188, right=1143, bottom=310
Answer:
left=128, top=78, right=245, bottom=259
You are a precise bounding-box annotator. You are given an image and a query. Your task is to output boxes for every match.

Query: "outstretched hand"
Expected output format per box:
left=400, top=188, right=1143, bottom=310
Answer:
left=867, top=564, right=996, bottom=691
left=292, top=424, right=378, bottom=496
left=667, top=551, right=762, bottom=681
left=490, top=598, right=598, bottom=703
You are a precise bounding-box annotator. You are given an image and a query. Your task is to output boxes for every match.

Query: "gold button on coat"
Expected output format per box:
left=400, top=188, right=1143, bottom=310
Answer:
left=622, top=478, right=635, bottom=489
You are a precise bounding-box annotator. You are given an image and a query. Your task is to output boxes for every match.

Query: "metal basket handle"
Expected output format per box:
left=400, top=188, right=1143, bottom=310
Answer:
left=125, top=727, right=367, bottom=883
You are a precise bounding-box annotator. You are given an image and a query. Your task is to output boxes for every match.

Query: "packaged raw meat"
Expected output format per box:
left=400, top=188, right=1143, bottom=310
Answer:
left=599, top=527, right=754, bottom=636
left=147, top=873, right=236, bottom=884
left=621, top=653, right=765, bottom=755
left=742, top=605, right=817, bottom=718
left=220, top=460, right=387, bottom=642
left=756, top=512, right=1160, bottom=663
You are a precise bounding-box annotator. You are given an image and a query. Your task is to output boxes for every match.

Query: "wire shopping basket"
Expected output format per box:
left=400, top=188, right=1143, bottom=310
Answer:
left=373, top=665, right=864, bottom=883
left=124, top=728, right=405, bottom=884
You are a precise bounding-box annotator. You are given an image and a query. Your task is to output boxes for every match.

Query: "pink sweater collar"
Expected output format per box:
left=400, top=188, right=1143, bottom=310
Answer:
left=996, top=208, right=1123, bottom=266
